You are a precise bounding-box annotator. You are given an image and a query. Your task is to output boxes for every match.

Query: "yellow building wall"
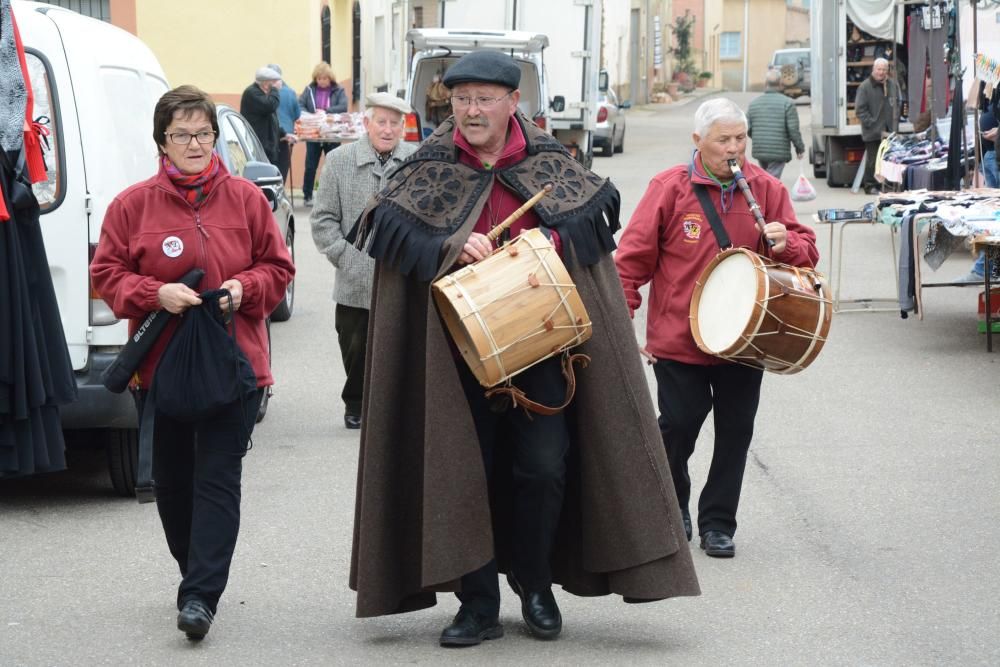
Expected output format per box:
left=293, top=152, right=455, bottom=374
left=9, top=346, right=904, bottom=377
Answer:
left=720, top=0, right=788, bottom=92
left=133, top=0, right=353, bottom=105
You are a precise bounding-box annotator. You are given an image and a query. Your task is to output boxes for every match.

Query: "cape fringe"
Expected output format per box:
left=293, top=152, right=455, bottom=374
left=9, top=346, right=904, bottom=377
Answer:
left=366, top=200, right=450, bottom=282
left=546, top=180, right=621, bottom=267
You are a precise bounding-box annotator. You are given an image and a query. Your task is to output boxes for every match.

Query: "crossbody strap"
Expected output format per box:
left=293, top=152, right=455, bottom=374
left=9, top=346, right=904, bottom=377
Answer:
left=692, top=182, right=733, bottom=251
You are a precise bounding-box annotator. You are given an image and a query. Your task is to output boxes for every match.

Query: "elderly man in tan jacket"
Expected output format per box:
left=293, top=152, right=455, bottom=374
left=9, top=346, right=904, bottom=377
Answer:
left=310, top=93, right=416, bottom=429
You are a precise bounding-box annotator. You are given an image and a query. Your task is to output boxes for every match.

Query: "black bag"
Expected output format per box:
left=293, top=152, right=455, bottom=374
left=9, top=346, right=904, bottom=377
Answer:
left=152, top=289, right=257, bottom=422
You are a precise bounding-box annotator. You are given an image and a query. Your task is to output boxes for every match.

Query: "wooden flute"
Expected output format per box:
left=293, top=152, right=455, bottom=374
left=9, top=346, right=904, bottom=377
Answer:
left=728, top=159, right=775, bottom=248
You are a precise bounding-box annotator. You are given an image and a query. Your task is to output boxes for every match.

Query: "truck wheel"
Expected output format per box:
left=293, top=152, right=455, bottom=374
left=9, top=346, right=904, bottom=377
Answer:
left=813, top=163, right=827, bottom=179
left=270, top=228, right=295, bottom=322
left=107, top=427, right=139, bottom=497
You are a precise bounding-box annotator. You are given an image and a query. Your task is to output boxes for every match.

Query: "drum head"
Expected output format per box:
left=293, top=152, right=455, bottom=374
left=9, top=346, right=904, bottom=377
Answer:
left=697, top=251, right=758, bottom=353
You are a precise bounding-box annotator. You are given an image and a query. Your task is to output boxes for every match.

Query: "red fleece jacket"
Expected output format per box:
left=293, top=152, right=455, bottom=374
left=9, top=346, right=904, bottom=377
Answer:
left=90, top=163, right=295, bottom=388
left=614, top=155, right=819, bottom=365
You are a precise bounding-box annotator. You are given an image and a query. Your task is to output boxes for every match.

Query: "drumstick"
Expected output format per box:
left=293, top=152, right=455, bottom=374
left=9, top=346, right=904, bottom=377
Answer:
left=728, top=159, right=776, bottom=248
left=486, top=183, right=554, bottom=243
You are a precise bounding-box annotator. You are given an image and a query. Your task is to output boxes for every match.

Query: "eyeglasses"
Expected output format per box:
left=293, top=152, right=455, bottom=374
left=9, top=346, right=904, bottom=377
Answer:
left=166, top=131, right=217, bottom=145
left=450, top=92, right=512, bottom=109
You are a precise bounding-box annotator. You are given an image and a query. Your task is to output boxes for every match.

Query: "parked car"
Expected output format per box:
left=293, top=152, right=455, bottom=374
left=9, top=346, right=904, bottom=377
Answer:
left=213, top=104, right=297, bottom=424
left=594, top=71, right=629, bottom=157
left=214, top=104, right=295, bottom=324
left=768, top=47, right=811, bottom=98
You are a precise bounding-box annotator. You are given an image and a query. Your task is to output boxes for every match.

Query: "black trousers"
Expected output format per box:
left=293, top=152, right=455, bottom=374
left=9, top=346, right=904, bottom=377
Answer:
left=456, top=356, right=570, bottom=617
left=276, top=139, right=291, bottom=183
left=138, top=389, right=263, bottom=614
left=335, top=304, right=368, bottom=416
left=652, top=359, right=762, bottom=538
left=302, top=141, right=338, bottom=201
left=862, top=139, right=882, bottom=189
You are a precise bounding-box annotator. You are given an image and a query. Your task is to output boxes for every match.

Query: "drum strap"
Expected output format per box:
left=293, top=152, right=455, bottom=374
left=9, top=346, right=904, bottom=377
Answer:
left=692, top=183, right=733, bottom=250
left=484, top=352, right=590, bottom=416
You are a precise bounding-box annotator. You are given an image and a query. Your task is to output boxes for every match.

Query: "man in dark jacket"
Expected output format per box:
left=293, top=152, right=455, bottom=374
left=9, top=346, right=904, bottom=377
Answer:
left=855, top=58, right=899, bottom=195
left=746, top=70, right=805, bottom=178
left=349, top=50, right=699, bottom=648
left=240, top=66, right=281, bottom=165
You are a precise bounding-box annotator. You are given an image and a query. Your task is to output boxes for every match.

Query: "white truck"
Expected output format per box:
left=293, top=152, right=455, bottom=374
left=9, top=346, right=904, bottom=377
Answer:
left=405, top=0, right=602, bottom=168
left=810, top=2, right=913, bottom=187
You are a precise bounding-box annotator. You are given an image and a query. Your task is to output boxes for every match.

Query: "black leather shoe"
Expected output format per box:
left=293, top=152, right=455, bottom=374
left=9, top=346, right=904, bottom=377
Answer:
left=700, top=530, right=736, bottom=558
left=177, top=599, right=214, bottom=640
left=681, top=509, right=692, bottom=542
left=344, top=414, right=361, bottom=429
left=507, top=573, right=562, bottom=639
left=439, top=609, right=504, bottom=647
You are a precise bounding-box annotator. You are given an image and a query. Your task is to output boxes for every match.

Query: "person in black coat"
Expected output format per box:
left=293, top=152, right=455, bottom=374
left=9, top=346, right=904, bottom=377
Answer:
left=240, top=66, right=281, bottom=165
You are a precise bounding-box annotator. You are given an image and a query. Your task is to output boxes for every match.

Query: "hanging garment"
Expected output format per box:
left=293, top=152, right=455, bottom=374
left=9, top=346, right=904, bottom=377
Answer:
left=907, top=9, right=949, bottom=120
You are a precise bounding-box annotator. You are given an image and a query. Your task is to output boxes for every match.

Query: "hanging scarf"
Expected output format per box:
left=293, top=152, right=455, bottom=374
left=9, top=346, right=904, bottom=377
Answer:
left=162, top=153, right=220, bottom=208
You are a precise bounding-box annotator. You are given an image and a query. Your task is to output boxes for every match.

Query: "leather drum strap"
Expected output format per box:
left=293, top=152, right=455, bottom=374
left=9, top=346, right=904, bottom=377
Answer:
left=484, top=353, right=590, bottom=416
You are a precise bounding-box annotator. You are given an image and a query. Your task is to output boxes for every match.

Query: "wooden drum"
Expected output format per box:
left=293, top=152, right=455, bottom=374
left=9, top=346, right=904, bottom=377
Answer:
left=689, top=248, right=831, bottom=374
left=432, top=228, right=592, bottom=387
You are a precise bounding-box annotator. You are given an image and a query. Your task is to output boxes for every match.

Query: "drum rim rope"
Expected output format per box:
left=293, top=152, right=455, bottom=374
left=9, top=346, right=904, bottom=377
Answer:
left=434, top=229, right=593, bottom=384
left=690, top=247, right=832, bottom=374
left=446, top=236, right=591, bottom=381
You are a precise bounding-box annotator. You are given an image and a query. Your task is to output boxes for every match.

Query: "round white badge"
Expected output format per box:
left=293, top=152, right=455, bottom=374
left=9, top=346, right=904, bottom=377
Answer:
left=162, top=236, right=184, bottom=258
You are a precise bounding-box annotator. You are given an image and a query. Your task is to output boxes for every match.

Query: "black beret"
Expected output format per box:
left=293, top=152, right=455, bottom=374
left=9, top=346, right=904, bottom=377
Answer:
left=442, top=50, right=521, bottom=89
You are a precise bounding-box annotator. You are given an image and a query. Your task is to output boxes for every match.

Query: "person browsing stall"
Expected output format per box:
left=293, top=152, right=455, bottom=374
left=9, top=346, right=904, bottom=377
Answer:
left=268, top=63, right=300, bottom=184
left=309, top=92, right=417, bottom=430
left=615, top=97, right=819, bottom=558
left=299, top=62, right=348, bottom=206
left=89, top=86, right=295, bottom=642
left=349, top=49, right=698, bottom=648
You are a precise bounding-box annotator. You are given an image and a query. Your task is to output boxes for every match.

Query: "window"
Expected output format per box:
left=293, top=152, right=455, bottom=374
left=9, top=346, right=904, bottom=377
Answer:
left=217, top=114, right=247, bottom=177
left=26, top=51, right=62, bottom=211
left=321, top=6, right=331, bottom=65
left=35, top=0, right=110, bottom=21
left=228, top=115, right=267, bottom=169
left=720, top=32, right=741, bottom=60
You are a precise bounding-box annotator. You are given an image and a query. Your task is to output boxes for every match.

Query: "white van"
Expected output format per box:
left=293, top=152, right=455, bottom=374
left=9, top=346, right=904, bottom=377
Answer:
left=14, top=1, right=169, bottom=493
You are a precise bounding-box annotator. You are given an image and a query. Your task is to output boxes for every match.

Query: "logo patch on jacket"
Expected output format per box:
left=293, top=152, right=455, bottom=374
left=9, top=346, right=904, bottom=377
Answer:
left=682, top=215, right=702, bottom=242
left=162, top=236, right=184, bottom=258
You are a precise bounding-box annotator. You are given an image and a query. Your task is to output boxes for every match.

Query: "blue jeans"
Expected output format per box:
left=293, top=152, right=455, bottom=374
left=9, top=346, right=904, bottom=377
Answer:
left=302, top=141, right=338, bottom=201
left=982, top=150, right=999, bottom=188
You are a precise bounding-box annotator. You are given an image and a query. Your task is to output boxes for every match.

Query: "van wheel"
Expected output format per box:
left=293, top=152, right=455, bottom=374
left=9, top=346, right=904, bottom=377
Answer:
left=614, top=128, right=625, bottom=154
left=107, top=428, right=139, bottom=497
left=271, top=229, right=295, bottom=322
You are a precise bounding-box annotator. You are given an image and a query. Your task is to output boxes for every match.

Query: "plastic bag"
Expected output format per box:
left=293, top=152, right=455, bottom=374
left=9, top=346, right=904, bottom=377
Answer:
left=791, top=161, right=817, bottom=201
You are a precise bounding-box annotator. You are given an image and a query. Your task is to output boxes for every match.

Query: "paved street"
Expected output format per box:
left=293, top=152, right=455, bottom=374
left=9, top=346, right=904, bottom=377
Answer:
left=2, top=92, right=998, bottom=666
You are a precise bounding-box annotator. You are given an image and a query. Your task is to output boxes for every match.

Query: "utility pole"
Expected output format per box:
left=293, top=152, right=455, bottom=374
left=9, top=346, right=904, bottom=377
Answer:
left=742, top=0, right=749, bottom=91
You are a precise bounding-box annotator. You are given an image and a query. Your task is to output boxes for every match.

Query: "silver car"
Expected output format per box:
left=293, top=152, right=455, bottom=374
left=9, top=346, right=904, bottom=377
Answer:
left=594, top=73, right=629, bottom=157
left=768, top=48, right=811, bottom=98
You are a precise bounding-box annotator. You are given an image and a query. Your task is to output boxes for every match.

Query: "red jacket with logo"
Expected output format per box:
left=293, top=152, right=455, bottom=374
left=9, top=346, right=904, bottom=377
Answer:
left=615, top=155, right=819, bottom=365
left=90, top=163, right=295, bottom=388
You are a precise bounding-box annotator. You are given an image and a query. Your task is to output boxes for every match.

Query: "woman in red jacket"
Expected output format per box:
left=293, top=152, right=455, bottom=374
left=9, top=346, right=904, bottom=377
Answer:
left=90, top=85, right=294, bottom=641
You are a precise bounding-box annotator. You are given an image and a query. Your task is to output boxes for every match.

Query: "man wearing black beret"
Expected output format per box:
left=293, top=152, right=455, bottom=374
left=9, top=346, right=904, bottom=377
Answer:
left=349, top=49, right=699, bottom=647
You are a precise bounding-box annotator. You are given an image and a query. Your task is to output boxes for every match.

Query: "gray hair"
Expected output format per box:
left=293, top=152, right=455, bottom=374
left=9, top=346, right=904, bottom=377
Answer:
left=764, top=70, right=781, bottom=89
left=694, top=98, right=747, bottom=137
left=873, top=58, right=889, bottom=69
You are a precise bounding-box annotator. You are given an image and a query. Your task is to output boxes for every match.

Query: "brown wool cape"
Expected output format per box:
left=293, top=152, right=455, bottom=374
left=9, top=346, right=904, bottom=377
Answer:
left=349, top=112, right=700, bottom=618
